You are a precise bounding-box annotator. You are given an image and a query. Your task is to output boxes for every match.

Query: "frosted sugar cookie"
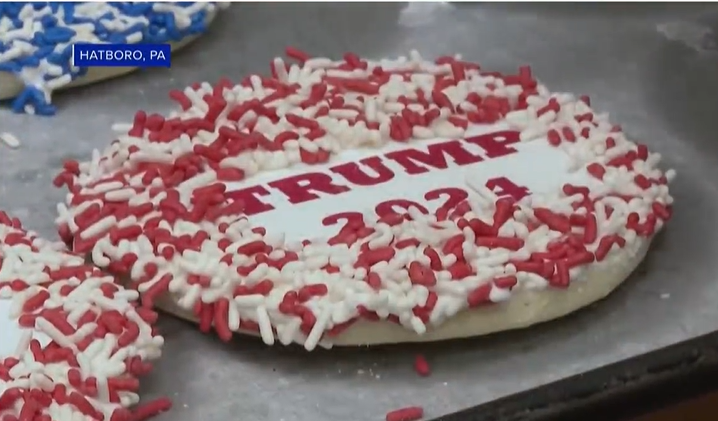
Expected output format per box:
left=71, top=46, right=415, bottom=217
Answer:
left=0, top=213, right=167, bottom=421
left=54, top=49, right=675, bottom=351
left=0, top=2, right=225, bottom=115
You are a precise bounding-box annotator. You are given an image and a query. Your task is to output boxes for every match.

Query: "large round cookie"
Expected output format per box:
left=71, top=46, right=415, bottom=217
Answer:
left=0, top=2, right=224, bottom=115
left=0, top=213, right=167, bottom=420
left=54, top=49, right=675, bottom=351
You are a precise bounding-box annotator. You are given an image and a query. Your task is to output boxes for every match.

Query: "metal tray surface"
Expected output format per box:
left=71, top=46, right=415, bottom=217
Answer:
left=2, top=3, right=718, bottom=421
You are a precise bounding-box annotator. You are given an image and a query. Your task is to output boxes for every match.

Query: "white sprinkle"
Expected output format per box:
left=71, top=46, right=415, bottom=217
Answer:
left=0, top=132, right=20, bottom=149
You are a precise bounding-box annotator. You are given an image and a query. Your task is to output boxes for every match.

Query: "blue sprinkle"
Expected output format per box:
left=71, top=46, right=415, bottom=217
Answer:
left=32, top=31, right=46, bottom=45
left=3, top=4, right=21, bottom=18
left=17, top=55, right=40, bottom=67
left=10, top=89, right=31, bottom=113
left=40, top=14, right=56, bottom=27
left=107, top=33, right=127, bottom=44
left=35, top=44, right=54, bottom=57
left=0, top=62, right=20, bottom=72
left=44, top=26, right=76, bottom=43
left=36, top=103, right=57, bottom=116
left=0, top=2, right=224, bottom=116
left=61, top=3, right=74, bottom=20
left=28, top=85, right=45, bottom=103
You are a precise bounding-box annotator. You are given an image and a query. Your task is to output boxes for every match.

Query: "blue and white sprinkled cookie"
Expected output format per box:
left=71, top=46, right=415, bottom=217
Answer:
left=0, top=2, right=226, bottom=116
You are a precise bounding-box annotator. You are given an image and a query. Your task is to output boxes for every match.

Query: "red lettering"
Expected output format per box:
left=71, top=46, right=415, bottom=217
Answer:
left=424, top=188, right=468, bottom=212
left=322, top=212, right=364, bottom=230
left=486, top=177, right=530, bottom=201
left=385, top=140, right=484, bottom=175
left=323, top=212, right=366, bottom=245
left=375, top=199, right=429, bottom=218
left=269, top=172, right=351, bottom=204
left=330, top=157, right=395, bottom=186
left=224, top=185, right=274, bottom=216
left=465, top=130, right=520, bottom=158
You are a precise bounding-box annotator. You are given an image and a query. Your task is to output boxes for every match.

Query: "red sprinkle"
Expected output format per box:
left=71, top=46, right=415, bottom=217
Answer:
left=386, top=406, right=424, bottom=421
left=285, top=46, right=311, bottom=62
left=414, top=354, right=431, bottom=377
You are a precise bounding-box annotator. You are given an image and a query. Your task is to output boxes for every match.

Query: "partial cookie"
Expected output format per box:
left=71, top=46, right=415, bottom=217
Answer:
left=0, top=2, right=225, bottom=115
left=54, top=49, right=675, bottom=351
left=0, top=213, right=167, bottom=421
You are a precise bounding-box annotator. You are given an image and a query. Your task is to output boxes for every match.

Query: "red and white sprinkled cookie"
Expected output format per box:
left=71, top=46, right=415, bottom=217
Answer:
left=0, top=213, right=168, bottom=421
left=54, top=49, right=675, bottom=351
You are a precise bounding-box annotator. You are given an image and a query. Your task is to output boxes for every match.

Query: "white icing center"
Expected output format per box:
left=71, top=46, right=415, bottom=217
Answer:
left=0, top=297, right=17, bottom=358
left=0, top=295, right=51, bottom=361
left=224, top=123, right=595, bottom=243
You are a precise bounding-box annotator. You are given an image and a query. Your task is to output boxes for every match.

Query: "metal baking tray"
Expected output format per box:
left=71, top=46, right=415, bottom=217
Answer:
left=2, top=3, right=718, bottom=420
